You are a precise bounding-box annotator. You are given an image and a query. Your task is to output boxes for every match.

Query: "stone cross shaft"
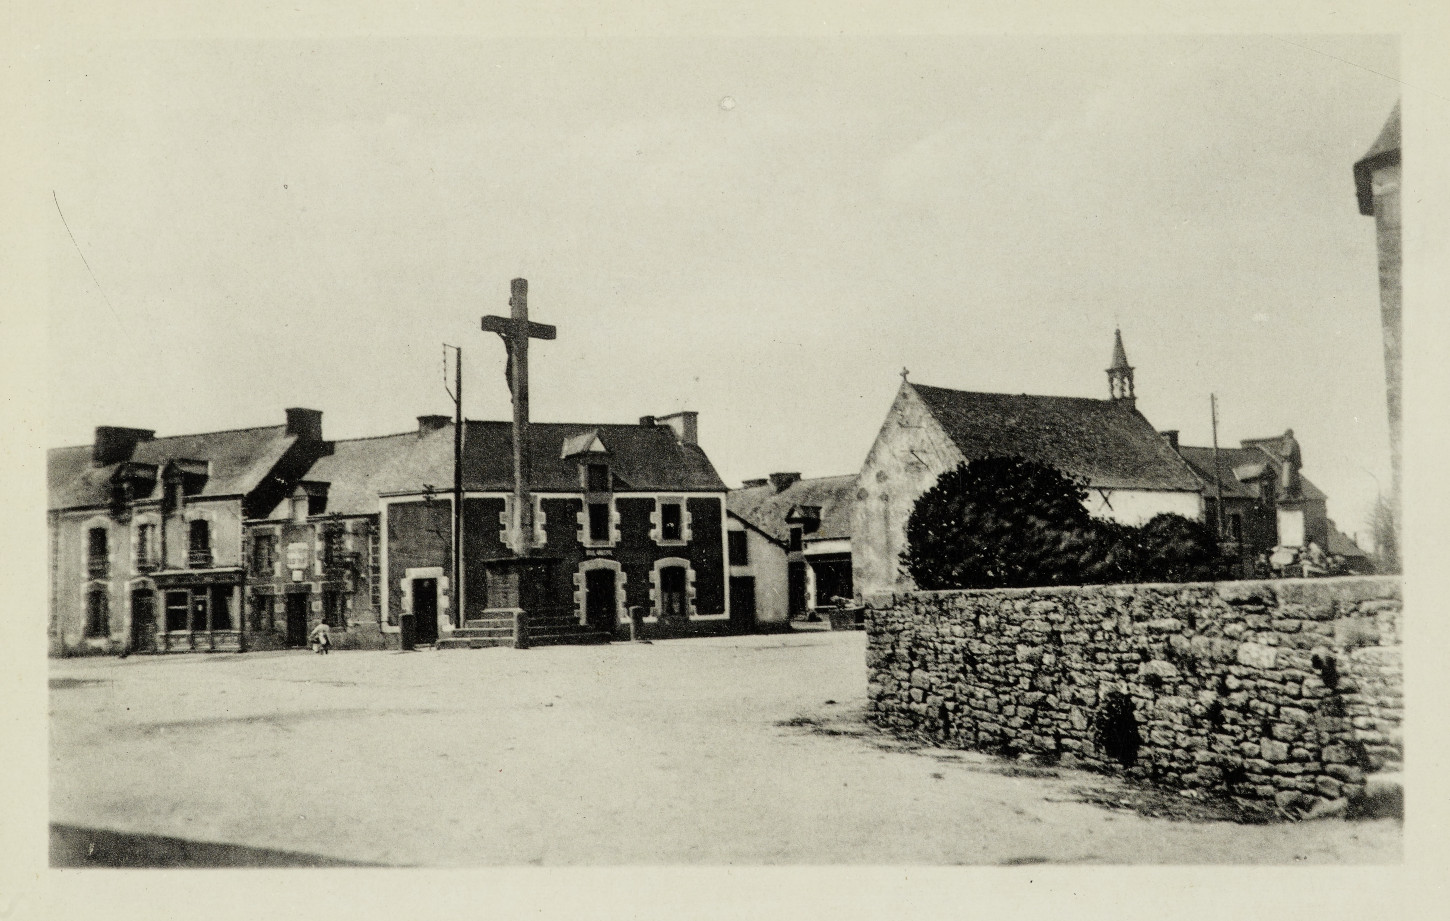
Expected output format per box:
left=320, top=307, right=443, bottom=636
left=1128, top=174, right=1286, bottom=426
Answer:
left=481, top=278, right=556, bottom=555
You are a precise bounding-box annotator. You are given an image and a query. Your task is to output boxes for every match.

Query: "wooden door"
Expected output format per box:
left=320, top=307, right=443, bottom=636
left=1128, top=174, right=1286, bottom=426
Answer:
left=584, top=568, right=617, bottom=632
left=130, top=589, right=156, bottom=652
left=728, top=576, right=755, bottom=629
left=787, top=562, right=807, bottom=620
left=413, top=578, right=439, bottom=644
left=285, top=594, right=308, bottom=647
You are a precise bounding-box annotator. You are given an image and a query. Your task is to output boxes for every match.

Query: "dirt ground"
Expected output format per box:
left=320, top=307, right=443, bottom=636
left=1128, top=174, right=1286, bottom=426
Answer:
left=48, top=630, right=1401, bottom=866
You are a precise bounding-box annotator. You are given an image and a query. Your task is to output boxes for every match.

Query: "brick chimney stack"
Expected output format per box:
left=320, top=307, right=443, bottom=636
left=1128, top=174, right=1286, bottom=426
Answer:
left=768, top=472, right=801, bottom=493
left=285, top=407, right=324, bottom=440
left=92, top=426, right=155, bottom=466
left=655, top=411, right=698, bottom=446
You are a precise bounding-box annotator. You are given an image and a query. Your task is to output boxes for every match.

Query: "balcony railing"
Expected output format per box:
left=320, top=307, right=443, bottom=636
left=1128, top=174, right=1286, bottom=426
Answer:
left=87, top=558, right=109, bottom=578
left=135, top=556, right=159, bottom=573
left=188, top=548, right=214, bottom=569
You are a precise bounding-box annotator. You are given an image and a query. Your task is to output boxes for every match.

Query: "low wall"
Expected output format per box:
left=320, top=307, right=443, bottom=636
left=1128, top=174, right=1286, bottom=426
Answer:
left=865, top=577, right=1402, bottom=817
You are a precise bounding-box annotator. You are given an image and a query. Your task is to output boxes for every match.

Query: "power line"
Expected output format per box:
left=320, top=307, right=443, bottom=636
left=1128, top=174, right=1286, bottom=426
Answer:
left=52, top=190, right=122, bottom=327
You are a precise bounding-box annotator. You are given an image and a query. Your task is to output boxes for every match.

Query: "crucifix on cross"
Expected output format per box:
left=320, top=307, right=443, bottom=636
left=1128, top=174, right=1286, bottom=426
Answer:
left=482, top=278, right=557, bottom=555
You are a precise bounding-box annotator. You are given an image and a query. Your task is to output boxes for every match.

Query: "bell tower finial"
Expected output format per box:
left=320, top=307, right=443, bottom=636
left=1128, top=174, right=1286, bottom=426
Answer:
left=1107, top=327, right=1135, bottom=407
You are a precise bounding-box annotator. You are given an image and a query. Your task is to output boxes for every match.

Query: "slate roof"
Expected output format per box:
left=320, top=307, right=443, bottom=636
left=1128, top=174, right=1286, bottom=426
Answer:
left=910, top=383, right=1203, bottom=492
left=1177, top=444, right=1328, bottom=503
left=363, top=420, right=726, bottom=497
left=1355, top=101, right=1401, bottom=215
left=48, top=426, right=298, bottom=511
left=727, top=474, right=858, bottom=545
left=274, top=431, right=423, bottom=517
left=1326, top=522, right=1369, bottom=559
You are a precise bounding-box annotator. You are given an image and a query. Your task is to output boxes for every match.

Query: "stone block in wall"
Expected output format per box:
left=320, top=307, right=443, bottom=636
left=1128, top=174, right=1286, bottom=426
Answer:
left=1236, top=642, right=1278, bottom=669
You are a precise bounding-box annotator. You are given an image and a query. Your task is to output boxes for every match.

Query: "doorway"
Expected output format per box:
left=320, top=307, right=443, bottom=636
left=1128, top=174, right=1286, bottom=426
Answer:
left=285, top=593, right=309, bottom=648
left=413, top=578, right=439, bottom=645
left=728, top=576, right=756, bottom=630
left=787, top=561, right=807, bottom=620
left=584, top=567, right=618, bottom=632
left=659, top=566, right=687, bottom=620
left=130, top=589, right=156, bottom=653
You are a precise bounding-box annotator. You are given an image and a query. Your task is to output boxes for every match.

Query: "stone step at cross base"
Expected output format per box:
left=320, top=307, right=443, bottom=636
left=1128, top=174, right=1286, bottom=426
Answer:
left=435, top=608, right=611, bottom=650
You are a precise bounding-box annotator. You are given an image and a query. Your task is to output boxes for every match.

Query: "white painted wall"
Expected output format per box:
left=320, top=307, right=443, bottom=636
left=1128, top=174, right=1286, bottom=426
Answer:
left=729, top=522, right=789, bottom=625
left=1083, top=488, right=1204, bottom=526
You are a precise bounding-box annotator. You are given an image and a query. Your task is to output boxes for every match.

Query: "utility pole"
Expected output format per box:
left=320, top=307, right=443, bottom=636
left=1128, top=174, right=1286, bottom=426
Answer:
left=444, top=344, right=464, bottom=626
left=1210, top=393, right=1224, bottom=538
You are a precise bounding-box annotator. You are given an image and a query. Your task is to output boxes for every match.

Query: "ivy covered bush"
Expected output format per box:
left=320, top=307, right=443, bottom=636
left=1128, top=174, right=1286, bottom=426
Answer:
left=900, top=457, right=1225, bottom=590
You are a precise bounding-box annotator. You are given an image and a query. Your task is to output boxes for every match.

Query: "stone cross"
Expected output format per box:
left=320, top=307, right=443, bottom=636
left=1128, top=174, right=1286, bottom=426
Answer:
left=482, top=278, right=556, bottom=555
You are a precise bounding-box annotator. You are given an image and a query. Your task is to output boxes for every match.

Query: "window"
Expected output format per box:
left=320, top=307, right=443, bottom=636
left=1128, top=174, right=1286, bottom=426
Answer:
left=87, top=527, right=109, bottom=578
left=324, top=590, right=346, bottom=628
left=135, top=523, right=157, bottom=571
left=164, top=591, right=189, bottom=632
left=588, top=502, right=611, bottom=543
left=369, top=529, right=381, bottom=612
left=586, top=463, right=610, bottom=492
left=660, top=502, right=683, bottom=542
left=321, top=527, right=345, bottom=568
left=188, top=519, right=212, bottom=568
left=728, top=530, right=749, bottom=566
left=85, top=589, right=109, bottom=638
left=1229, top=513, right=1244, bottom=544
left=252, top=533, right=276, bottom=575
left=789, top=526, right=803, bottom=553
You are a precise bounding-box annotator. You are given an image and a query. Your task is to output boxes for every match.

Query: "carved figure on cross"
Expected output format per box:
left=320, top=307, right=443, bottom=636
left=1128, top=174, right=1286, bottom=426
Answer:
left=482, top=278, right=556, bottom=555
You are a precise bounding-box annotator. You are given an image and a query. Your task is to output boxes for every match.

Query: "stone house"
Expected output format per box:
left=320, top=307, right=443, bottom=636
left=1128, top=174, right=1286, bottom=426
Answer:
left=240, top=429, right=416, bottom=651
left=377, top=411, right=732, bottom=645
left=727, top=472, right=857, bottom=624
left=852, top=332, right=1205, bottom=597
left=47, top=409, right=330, bottom=655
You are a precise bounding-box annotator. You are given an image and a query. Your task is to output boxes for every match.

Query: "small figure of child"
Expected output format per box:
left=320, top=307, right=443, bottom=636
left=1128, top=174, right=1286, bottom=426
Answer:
left=309, top=620, right=332, bottom=655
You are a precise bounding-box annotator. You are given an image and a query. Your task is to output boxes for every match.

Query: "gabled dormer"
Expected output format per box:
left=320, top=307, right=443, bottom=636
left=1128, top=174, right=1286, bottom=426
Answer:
left=289, top=481, right=331, bottom=521
left=562, top=429, right=614, bottom=494
left=108, top=461, right=158, bottom=517
left=160, top=458, right=210, bottom=512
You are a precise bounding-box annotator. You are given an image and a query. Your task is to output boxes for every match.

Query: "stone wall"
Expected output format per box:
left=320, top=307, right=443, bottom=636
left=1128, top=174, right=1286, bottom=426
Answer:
left=865, top=577, right=1402, bottom=817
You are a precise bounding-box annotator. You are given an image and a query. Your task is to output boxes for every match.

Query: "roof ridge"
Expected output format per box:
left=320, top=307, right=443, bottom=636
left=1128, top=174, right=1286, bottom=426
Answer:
left=50, top=423, right=288, bottom=451
left=912, top=382, right=1111, bottom=405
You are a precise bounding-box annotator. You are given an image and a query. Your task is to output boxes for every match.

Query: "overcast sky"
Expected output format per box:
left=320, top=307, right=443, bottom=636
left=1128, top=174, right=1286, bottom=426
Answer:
left=45, top=34, right=1399, bottom=538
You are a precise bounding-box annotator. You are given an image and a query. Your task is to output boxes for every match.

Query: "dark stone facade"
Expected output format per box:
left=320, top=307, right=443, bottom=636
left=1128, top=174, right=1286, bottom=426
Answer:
left=865, top=576, right=1402, bottom=818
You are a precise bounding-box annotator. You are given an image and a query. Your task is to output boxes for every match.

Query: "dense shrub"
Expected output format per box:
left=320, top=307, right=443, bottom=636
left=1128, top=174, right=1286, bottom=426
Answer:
left=901, top=457, right=1224, bottom=590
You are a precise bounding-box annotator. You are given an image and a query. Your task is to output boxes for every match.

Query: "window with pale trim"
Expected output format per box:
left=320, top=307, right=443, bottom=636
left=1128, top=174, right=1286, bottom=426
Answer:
left=87, top=527, right=108, bottom=578
left=188, top=520, right=212, bottom=568
left=85, top=589, right=109, bottom=638
left=587, top=502, right=610, bottom=542
left=660, top=502, right=683, bottom=542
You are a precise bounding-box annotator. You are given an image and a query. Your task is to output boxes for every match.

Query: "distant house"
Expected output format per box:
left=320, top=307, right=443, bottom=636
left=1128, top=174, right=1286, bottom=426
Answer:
left=241, top=429, right=417, bottom=651
left=47, top=409, right=330, bottom=655
left=852, top=332, right=1205, bottom=597
left=727, top=472, right=857, bottom=625
left=377, top=411, right=731, bottom=645
left=1174, top=432, right=1372, bottom=574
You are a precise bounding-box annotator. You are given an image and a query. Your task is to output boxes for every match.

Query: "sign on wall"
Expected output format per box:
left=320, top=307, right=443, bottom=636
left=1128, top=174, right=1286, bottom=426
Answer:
left=286, top=542, right=309, bottom=570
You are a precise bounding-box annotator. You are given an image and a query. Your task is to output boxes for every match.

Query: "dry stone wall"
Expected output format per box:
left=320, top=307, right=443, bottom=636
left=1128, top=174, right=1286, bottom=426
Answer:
left=864, top=577, right=1402, bottom=817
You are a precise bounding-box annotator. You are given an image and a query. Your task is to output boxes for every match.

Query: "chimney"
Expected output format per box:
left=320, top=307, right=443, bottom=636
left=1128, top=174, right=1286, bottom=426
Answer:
left=92, top=426, right=155, bottom=467
left=768, top=472, right=801, bottom=493
left=741, top=478, right=768, bottom=488
left=1160, top=430, right=1179, bottom=452
left=285, top=407, right=323, bottom=440
left=655, top=411, right=698, bottom=446
left=639, top=415, right=656, bottom=427
left=417, top=414, right=450, bottom=436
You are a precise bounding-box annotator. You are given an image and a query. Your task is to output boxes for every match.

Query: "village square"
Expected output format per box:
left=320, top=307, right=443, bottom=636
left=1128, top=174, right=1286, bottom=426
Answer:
left=36, top=29, right=1411, bottom=881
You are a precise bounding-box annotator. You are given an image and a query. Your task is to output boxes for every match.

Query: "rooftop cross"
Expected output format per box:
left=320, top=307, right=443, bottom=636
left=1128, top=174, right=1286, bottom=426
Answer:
left=482, top=278, right=557, bottom=555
